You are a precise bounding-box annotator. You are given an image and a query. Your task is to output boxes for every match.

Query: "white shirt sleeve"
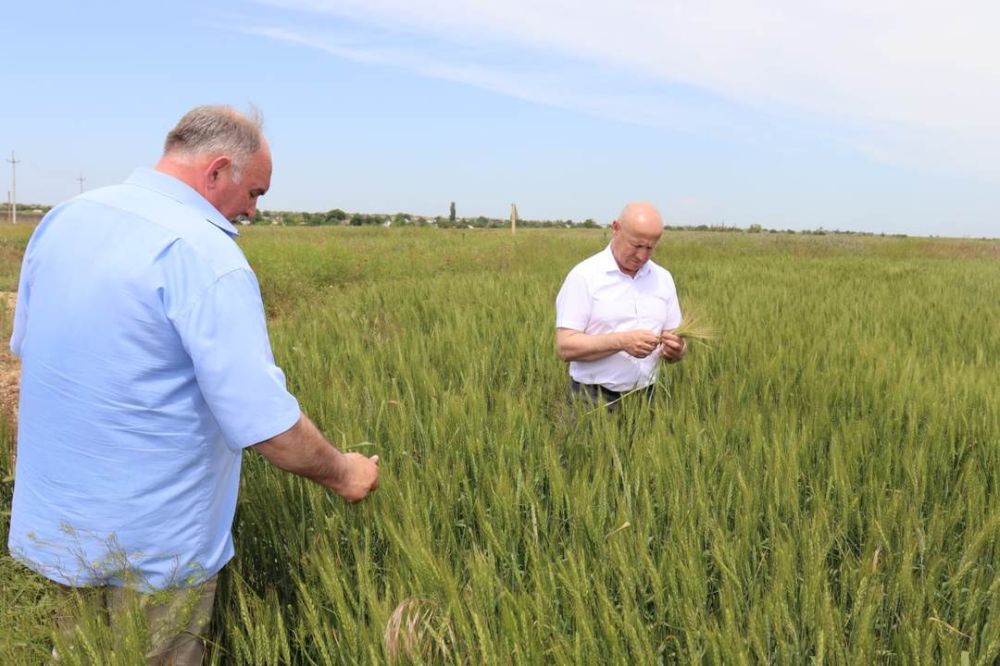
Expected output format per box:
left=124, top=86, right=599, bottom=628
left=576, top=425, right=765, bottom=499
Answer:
left=555, top=268, right=591, bottom=331
left=663, top=273, right=683, bottom=330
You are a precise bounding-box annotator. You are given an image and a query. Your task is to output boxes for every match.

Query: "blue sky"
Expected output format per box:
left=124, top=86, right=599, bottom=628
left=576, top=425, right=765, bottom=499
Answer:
left=2, top=1, right=998, bottom=237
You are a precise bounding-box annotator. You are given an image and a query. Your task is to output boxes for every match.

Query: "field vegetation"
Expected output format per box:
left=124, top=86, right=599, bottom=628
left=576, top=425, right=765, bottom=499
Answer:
left=1, top=225, right=997, bottom=663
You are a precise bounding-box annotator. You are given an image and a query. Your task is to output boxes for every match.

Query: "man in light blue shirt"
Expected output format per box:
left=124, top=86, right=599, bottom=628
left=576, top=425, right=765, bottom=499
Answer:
left=8, top=105, right=379, bottom=663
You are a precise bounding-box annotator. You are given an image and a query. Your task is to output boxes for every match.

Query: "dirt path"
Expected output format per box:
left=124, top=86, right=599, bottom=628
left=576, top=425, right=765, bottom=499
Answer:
left=0, top=347, right=18, bottom=425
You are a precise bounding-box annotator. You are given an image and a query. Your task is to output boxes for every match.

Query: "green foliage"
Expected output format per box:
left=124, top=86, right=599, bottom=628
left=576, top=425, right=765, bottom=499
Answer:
left=1, top=227, right=998, bottom=663
left=326, top=209, right=347, bottom=223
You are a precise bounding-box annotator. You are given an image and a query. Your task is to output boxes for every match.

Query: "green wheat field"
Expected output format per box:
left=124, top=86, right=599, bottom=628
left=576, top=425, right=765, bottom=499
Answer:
left=1, top=225, right=998, bottom=664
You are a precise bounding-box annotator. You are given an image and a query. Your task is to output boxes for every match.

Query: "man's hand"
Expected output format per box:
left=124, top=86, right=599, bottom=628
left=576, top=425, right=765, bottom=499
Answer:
left=619, top=330, right=660, bottom=358
left=332, top=452, right=380, bottom=503
left=659, top=331, right=686, bottom=363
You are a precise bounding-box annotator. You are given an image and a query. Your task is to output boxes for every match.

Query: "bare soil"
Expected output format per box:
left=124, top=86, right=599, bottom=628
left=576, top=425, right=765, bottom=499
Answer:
left=0, top=292, right=19, bottom=466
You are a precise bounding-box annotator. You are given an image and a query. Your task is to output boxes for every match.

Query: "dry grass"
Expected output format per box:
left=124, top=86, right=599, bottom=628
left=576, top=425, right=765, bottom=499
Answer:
left=383, top=598, right=456, bottom=664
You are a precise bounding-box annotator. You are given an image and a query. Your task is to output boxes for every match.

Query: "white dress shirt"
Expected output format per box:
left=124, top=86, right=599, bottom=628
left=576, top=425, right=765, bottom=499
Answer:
left=556, top=244, right=682, bottom=392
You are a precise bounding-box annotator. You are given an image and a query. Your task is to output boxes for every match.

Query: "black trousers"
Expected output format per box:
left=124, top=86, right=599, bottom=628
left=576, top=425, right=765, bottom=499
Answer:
left=568, top=380, right=655, bottom=410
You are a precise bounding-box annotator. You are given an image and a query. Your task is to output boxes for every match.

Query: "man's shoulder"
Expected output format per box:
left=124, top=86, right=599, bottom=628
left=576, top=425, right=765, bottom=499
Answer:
left=567, top=247, right=611, bottom=277
left=76, top=182, right=249, bottom=276
left=641, top=259, right=677, bottom=288
left=640, top=257, right=670, bottom=276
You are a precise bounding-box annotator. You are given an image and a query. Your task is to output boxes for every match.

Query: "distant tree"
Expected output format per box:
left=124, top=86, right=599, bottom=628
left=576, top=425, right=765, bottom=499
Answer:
left=325, top=208, right=347, bottom=224
left=449, top=201, right=456, bottom=223
left=748, top=223, right=763, bottom=233
left=580, top=218, right=599, bottom=229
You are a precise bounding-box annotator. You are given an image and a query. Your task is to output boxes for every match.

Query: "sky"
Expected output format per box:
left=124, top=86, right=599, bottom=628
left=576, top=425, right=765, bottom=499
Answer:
left=1, top=1, right=998, bottom=238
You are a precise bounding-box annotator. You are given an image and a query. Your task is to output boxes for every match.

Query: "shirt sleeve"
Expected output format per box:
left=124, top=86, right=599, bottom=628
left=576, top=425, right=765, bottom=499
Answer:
left=9, top=221, right=46, bottom=357
left=555, top=268, right=591, bottom=331
left=170, top=268, right=301, bottom=450
left=663, top=273, right=683, bottom=330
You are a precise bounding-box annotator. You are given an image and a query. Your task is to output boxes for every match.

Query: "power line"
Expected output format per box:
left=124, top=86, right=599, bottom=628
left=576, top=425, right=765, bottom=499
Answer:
left=77, top=172, right=86, bottom=194
left=6, top=151, right=21, bottom=224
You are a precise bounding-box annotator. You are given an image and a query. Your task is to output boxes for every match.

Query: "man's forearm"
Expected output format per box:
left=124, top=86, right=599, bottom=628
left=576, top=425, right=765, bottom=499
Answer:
left=254, top=414, right=379, bottom=502
left=556, top=329, right=623, bottom=362
left=253, top=414, right=345, bottom=489
left=253, top=414, right=376, bottom=492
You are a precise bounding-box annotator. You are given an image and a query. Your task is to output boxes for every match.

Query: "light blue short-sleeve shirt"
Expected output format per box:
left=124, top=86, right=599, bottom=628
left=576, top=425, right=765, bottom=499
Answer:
left=8, top=168, right=301, bottom=590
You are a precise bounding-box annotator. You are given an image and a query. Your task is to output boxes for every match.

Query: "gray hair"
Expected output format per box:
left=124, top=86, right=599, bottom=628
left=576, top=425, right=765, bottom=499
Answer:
left=163, top=105, right=264, bottom=180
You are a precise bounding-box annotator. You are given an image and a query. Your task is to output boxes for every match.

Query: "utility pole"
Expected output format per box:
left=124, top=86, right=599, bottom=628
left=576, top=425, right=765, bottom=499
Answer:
left=510, top=203, right=518, bottom=235
left=6, top=151, right=20, bottom=224
left=77, top=172, right=86, bottom=194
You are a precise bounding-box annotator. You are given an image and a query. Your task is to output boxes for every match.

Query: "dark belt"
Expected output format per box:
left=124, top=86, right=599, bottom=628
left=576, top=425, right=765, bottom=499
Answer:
left=569, top=380, right=654, bottom=405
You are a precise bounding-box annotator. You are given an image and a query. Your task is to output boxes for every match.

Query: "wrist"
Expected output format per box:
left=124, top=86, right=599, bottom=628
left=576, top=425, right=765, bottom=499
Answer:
left=322, top=449, right=348, bottom=493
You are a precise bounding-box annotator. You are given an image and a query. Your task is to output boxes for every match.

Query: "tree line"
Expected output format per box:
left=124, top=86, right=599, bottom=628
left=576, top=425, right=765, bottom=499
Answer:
left=3, top=202, right=913, bottom=237
left=253, top=208, right=601, bottom=229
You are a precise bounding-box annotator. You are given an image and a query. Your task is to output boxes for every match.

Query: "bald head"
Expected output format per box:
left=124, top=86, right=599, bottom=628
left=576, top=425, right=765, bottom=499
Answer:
left=618, top=202, right=663, bottom=236
left=610, top=201, right=664, bottom=277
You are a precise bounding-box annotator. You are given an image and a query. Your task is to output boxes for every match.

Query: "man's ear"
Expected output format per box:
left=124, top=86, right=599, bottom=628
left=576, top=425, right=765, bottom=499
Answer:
left=204, top=155, right=232, bottom=190
left=611, top=219, right=621, bottom=233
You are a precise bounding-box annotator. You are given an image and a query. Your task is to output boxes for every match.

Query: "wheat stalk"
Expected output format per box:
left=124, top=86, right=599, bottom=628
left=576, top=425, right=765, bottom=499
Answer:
left=665, top=309, right=718, bottom=347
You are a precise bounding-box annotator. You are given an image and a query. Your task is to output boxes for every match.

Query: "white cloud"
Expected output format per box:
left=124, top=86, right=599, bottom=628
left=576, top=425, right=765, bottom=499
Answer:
left=248, top=0, right=1000, bottom=182
left=237, top=22, right=757, bottom=137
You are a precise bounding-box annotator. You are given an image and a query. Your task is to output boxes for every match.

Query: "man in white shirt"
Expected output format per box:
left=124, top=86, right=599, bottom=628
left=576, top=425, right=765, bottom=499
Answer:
left=555, top=201, right=685, bottom=407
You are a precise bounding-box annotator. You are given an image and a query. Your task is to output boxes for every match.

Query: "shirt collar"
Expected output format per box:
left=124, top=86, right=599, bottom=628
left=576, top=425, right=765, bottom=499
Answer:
left=600, top=243, right=652, bottom=278
left=124, top=167, right=239, bottom=237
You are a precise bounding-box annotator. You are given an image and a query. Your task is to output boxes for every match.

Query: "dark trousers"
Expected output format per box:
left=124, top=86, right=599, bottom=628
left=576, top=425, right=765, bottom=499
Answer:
left=568, top=380, right=655, bottom=411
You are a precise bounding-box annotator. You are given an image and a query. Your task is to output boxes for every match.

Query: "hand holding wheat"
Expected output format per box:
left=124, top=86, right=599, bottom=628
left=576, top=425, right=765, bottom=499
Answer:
left=659, top=331, right=686, bottom=362
left=662, top=310, right=718, bottom=352
left=619, top=329, right=660, bottom=358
